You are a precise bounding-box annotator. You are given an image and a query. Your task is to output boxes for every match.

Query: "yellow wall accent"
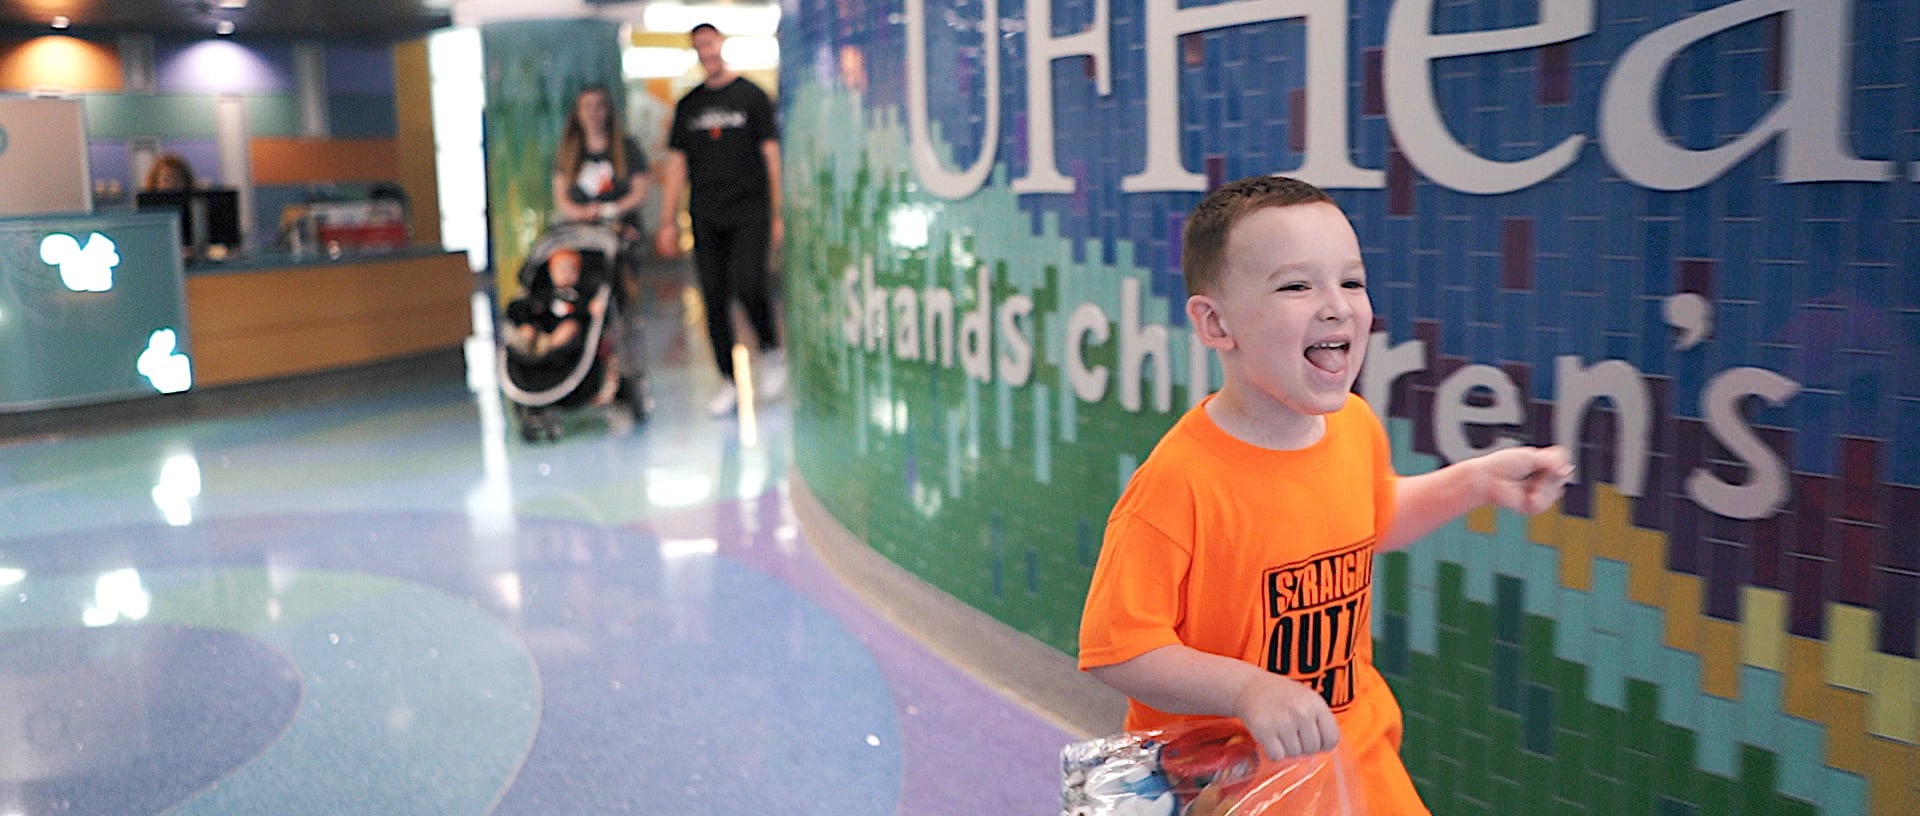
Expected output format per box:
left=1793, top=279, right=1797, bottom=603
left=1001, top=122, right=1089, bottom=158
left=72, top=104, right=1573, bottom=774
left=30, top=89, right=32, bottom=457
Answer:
left=1741, top=587, right=1787, bottom=671
left=392, top=38, right=442, bottom=246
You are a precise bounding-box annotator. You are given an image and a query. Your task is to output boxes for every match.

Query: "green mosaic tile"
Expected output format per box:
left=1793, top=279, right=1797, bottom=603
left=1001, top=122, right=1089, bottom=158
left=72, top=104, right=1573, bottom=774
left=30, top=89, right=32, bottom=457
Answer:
left=1625, top=680, right=1661, bottom=747
left=1463, top=602, right=1495, bottom=669
left=1588, top=707, right=1624, bottom=777
left=1661, top=725, right=1698, bottom=793
left=1425, top=756, right=1462, bottom=811
left=1526, top=615, right=1559, bottom=678
left=1522, top=752, right=1558, bottom=814
left=1488, top=712, right=1523, bottom=774
left=1658, top=794, right=1698, bottom=816
left=1739, top=745, right=1779, bottom=815
left=1458, top=731, right=1492, bottom=799
left=1495, top=574, right=1524, bottom=644
left=1384, top=550, right=1410, bottom=615
left=1553, top=796, right=1592, bottom=816
left=1493, top=642, right=1523, bottom=713
left=1438, top=561, right=1466, bottom=622
left=1459, top=664, right=1493, bottom=721
left=1585, top=775, right=1622, bottom=814
left=1622, top=751, right=1660, bottom=814
left=1525, top=683, right=1557, bottom=755
left=1488, top=777, right=1523, bottom=816
left=1382, top=611, right=1412, bottom=676
left=1555, top=660, right=1591, bottom=735
left=1556, top=729, right=1589, bottom=803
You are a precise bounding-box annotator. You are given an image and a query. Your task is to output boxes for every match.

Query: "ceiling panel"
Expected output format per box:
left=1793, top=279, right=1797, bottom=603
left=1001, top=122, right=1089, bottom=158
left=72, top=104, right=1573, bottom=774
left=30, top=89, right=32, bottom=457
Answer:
left=0, top=0, right=454, bottom=41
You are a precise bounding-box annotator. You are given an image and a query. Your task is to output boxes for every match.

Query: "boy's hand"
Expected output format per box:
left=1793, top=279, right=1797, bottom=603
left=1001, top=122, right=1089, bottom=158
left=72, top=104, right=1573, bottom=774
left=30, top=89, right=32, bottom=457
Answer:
left=1479, top=445, right=1574, bottom=515
left=1231, top=672, right=1340, bottom=760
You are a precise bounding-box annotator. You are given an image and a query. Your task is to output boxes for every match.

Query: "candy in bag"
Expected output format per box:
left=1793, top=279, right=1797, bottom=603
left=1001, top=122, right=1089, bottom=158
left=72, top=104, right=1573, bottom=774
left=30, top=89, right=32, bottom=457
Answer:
left=1060, top=717, right=1365, bottom=816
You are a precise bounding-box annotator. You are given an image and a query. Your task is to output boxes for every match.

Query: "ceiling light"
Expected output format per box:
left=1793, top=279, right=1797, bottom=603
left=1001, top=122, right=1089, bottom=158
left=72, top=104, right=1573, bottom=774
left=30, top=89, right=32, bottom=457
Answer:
left=218, top=0, right=249, bottom=7
left=51, top=16, right=69, bottom=29
left=215, top=20, right=235, bottom=35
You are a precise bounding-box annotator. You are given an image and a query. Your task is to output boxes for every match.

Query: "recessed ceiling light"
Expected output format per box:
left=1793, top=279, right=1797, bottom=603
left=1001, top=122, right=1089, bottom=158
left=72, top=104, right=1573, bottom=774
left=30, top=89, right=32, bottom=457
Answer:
left=215, top=20, right=235, bottom=35
left=51, top=15, right=70, bottom=29
left=218, top=0, right=248, bottom=7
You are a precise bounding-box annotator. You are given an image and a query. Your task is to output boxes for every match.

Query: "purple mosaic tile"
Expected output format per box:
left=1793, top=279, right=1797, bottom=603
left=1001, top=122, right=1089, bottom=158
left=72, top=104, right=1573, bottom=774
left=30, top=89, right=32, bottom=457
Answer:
left=1766, top=15, right=1785, bottom=93
left=1538, top=42, right=1571, bottom=106
left=1363, top=48, right=1385, bottom=116
left=1412, top=386, right=1438, bottom=458
left=1646, top=376, right=1673, bottom=455
left=1205, top=155, right=1226, bottom=193
left=1878, top=569, right=1918, bottom=658
left=1839, top=436, right=1881, bottom=523
left=1013, top=111, right=1028, bottom=169
left=1836, top=522, right=1877, bottom=607
left=1889, top=486, right=1920, bottom=571
left=1678, top=260, right=1716, bottom=299
left=1562, top=465, right=1593, bottom=519
left=1634, top=453, right=1668, bottom=531
left=1792, top=472, right=1833, bottom=557
left=1502, top=218, right=1535, bottom=291
left=1389, top=144, right=1414, bottom=216
left=1788, top=555, right=1828, bottom=639
left=1289, top=88, right=1307, bottom=153
left=1673, top=419, right=1707, bottom=492
left=1668, top=498, right=1704, bottom=577
left=1182, top=33, right=1204, bottom=68
left=1706, top=541, right=1744, bottom=621
left=1582, top=406, right=1619, bottom=485
left=1753, top=513, right=1788, bottom=590
left=1526, top=399, right=1554, bottom=450
left=1413, top=320, right=1441, bottom=386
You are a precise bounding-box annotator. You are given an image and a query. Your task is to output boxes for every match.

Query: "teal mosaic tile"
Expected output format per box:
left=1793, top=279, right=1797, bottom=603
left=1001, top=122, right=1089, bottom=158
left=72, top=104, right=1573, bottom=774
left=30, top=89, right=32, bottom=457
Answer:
left=1523, top=541, right=1561, bottom=618
left=1552, top=587, right=1593, bottom=665
left=1496, top=574, right=1525, bottom=644
left=1624, top=604, right=1667, bottom=682
left=1032, top=384, right=1053, bottom=483
left=1525, top=683, right=1556, bottom=755
left=1588, top=631, right=1628, bottom=709
left=1494, top=642, right=1523, bottom=713
left=1590, top=559, right=1631, bottom=636
left=1694, top=696, right=1739, bottom=778
left=1736, top=666, right=1781, bottom=747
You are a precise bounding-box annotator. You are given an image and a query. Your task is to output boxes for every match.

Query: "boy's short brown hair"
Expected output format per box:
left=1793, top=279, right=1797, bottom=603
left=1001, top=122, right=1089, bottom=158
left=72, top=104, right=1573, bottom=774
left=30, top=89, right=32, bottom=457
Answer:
left=1180, top=175, right=1334, bottom=296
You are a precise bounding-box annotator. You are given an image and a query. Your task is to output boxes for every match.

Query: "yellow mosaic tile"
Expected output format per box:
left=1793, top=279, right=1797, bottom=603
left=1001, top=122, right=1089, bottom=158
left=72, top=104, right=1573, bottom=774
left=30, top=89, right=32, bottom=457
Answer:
left=1740, top=587, right=1787, bottom=671
left=1867, top=652, right=1919, bottom=744
left=1465, top=504, right=1497, bottom=535
left=1866, top=736, right=1915, bottom=816
left=1623, top=528, right=1666, bottom=607
left=1660, top=573, right=1702, bottom=652
left=1555, top=517, right=1593, bottom=591
left=1823, top=685, right=1871, bottom=774
left=1828, top=604, right=1877, bottom=692
left=1783, top=637, right=1825, bottom=721
left=1699, top=619, right=1741, bottom=700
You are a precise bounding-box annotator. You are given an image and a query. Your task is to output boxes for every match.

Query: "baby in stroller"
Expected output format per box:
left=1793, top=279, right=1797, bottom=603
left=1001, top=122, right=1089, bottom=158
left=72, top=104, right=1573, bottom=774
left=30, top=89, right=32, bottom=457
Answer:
left=499, top=224, right=648, bottom=442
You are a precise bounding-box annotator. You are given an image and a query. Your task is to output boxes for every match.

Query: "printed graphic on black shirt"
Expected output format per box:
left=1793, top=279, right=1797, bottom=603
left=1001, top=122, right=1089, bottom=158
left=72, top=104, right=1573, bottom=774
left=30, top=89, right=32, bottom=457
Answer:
left=689, top=108, right=748, bottom=140
left=1262, top=539, right=1374, bottom=712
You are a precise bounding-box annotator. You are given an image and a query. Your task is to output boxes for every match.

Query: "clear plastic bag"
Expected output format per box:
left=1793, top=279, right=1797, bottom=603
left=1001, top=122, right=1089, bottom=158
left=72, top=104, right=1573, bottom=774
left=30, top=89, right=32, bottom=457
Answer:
left=1060, top=717, right=1365, bottom=816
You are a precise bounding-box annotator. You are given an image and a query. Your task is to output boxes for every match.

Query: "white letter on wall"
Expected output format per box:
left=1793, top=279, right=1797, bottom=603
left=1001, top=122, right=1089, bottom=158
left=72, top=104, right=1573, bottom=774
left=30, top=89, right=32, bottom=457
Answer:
left=1012, top=0, right=1111, bottom=194
left=906, top=0, right=1001, bottom=199
left=1127, top=0, right=1379, bottom=192
left=998, top=294, right=1036, bottom=386
left=1554, top=356, right=1651, bottom=497
left=1119, top=277, right=1172, bottom=412
left=1434, top=364, right=1525, bottom=464
left=1686, top=367, right=1800, bottom=520
left=1600, top=0, right=1889, bottom=190
left=1384, top=0, right=1594, bottom=195
left=1068, top=303, right=1112, bottom=403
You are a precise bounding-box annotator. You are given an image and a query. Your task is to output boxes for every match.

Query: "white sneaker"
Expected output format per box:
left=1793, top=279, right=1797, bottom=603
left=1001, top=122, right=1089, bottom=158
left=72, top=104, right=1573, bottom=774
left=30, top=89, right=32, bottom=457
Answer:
left=707, top=382, right=739, bottom=417
left=756, top=348, right=788, bottom=400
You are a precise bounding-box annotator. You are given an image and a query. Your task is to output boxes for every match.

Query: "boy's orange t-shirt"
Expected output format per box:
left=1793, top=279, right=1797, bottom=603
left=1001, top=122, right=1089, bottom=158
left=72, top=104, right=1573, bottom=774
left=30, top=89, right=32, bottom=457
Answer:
left=1079, top=393, right=1429, bottom=815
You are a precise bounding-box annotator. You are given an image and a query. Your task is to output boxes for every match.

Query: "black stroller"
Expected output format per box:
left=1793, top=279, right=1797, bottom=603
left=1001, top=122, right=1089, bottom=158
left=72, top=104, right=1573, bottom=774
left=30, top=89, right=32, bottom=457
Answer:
left=498, top=222, right=649, bottom=442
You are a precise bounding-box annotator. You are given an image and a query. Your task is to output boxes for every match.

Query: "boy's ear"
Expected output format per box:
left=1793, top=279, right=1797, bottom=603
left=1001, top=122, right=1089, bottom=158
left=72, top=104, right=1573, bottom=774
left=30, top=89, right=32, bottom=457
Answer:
left=1187, top=295, right=1235, bottom=351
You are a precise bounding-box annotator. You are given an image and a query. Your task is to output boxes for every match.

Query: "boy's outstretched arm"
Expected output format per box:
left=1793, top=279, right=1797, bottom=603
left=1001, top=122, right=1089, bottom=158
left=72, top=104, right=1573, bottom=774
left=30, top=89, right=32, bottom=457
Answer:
left=1382, top=445, right=1573, bottom=551
left=1089, top=645, right=1341, bottom=759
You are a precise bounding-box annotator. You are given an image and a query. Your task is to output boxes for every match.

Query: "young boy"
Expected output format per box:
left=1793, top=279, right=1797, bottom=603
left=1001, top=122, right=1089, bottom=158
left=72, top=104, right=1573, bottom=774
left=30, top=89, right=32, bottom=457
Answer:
left=507, top=248, right=600, bottom=359
left=1078, top=175, right=1572, bottom=812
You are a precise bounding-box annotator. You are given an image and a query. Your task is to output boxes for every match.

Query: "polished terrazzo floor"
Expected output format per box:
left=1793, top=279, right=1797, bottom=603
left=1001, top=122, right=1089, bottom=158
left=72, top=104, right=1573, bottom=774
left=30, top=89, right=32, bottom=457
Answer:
left=0, top=276, right=1076, bottom=814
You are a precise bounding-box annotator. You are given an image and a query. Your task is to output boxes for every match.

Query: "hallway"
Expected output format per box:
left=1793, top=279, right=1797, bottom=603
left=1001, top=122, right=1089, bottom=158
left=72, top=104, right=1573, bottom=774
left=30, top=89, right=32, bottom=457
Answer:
left=0, top=272, right=1078, bottom=814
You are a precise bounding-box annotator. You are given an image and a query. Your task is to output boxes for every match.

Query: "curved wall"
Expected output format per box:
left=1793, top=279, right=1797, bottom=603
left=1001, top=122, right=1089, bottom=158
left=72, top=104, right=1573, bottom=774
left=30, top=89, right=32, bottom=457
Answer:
left=781, top=3, right=1917, bottom=815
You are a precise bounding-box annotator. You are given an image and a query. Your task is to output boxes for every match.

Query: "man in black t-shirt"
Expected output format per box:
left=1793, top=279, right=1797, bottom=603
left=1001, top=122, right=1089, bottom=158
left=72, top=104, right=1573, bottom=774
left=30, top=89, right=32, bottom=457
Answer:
left=656, top=22, right=787, bottom=417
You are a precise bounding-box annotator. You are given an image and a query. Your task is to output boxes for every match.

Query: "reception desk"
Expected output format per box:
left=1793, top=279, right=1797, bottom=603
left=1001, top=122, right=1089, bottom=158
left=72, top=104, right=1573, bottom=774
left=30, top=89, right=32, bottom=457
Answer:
left=0, top=209, right=472, bottom=412
left=184, top=246, right=472, bottom=387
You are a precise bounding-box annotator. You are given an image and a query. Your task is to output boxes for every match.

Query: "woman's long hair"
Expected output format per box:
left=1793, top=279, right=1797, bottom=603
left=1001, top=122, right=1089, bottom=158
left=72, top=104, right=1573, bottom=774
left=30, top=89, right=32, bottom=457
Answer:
left=555, top=85, right=630, bottom=182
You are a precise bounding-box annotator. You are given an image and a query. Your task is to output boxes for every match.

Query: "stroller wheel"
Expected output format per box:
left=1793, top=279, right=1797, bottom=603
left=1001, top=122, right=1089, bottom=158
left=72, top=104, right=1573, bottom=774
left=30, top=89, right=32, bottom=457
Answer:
left=621, top=376, right=650, bottom=422
left=520, top=419, right=542, bottom=443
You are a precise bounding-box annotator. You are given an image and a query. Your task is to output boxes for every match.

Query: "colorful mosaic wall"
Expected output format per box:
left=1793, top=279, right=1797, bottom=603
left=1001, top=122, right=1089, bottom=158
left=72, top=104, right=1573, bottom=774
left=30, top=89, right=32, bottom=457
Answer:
left=779, top=1, right=1918, bottom=814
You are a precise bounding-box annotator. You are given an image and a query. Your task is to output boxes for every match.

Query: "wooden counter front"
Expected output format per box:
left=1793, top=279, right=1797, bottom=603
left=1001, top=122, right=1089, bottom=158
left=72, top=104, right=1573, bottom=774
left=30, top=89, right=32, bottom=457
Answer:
left=185, top=250, right=473, bottom=387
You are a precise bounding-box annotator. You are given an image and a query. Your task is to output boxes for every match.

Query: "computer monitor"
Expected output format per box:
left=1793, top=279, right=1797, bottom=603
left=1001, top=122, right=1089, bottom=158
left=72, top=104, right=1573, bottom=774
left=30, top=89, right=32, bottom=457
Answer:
left=136, top=188, right=242, bottom=254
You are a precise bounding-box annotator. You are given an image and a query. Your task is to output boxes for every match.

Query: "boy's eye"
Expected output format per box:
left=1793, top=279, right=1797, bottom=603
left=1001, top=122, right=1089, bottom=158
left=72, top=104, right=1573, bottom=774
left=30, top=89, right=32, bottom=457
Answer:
left=1343, top=280, right=1367, bottom=289
left=1277, top=282, right=1309, bottom=292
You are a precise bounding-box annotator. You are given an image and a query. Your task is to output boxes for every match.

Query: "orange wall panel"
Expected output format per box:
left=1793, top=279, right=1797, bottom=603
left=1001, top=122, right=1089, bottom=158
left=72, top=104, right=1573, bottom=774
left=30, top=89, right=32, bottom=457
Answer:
left=249, top=137, right=400, bottom=185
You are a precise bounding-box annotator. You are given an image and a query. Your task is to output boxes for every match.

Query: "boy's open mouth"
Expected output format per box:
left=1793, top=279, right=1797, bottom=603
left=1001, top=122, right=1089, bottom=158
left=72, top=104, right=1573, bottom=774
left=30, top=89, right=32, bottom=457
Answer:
left=1304, top=340, right=1349, bottom=373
